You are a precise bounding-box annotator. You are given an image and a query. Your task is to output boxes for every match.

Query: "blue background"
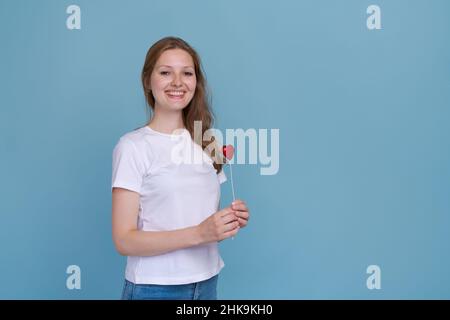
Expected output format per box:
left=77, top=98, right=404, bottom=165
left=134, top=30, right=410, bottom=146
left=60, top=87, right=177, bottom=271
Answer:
left=1, top=0, right=449, bottom=299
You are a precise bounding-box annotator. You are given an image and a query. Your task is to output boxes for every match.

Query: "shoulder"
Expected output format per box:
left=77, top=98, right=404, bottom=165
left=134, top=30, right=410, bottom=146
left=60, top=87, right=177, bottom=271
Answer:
left=114, top=126, right=157, bottom=151
left=116, top=126, right=147, bottom=145
left=113, top=126, right=157, bottom=165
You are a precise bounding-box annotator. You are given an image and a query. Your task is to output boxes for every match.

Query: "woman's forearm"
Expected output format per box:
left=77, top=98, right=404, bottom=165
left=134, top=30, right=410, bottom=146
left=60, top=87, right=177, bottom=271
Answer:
left=115, top=226, right=203, bottom=257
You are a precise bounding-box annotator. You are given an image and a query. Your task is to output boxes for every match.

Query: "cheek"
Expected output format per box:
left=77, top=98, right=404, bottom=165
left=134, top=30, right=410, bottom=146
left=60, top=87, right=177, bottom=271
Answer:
left=151, top=76, right=169, bottom=91
left=187, top=78, right=197, bottom=92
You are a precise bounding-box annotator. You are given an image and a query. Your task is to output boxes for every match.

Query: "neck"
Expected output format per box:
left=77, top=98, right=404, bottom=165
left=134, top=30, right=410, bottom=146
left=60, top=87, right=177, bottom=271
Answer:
left=148, top=106, right=185, bottom=134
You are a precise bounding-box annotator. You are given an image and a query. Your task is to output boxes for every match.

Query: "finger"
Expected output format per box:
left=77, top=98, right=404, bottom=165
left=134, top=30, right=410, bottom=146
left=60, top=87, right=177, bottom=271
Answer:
left=231, top=199, right=245, bottom=206
left=238, top=217, right=248, bottom=227
left=232, top=203, right=248, bottom=211
left=222, top=212, right=238, bottom=224
left=223, top=225, right=240, bottom=239
left=220, top=207, right=235, bottom=217
left=222, top=220, right=239, bottom=233
left=235, top=211, right=249, bottom=220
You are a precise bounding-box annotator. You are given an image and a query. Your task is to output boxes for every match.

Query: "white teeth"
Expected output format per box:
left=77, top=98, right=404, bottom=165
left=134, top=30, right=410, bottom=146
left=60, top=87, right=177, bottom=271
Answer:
left=166, top=91, right=185, bottom=96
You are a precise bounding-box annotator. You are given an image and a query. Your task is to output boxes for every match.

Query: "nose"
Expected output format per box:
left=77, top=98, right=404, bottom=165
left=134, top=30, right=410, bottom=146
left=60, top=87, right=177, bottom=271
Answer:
left=171, top=73, right=182, bottom=87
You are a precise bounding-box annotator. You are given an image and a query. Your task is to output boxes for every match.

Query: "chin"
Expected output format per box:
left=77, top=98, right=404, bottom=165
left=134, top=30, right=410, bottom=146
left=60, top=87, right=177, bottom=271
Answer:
left=166, top=99, right=193, bottom=110
left=163, top=102, right=189, bottom=112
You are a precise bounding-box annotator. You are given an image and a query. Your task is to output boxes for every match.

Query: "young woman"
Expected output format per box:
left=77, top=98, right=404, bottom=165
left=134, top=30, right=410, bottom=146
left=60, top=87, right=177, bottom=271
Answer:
left=111, top=37, right=250, bottom=300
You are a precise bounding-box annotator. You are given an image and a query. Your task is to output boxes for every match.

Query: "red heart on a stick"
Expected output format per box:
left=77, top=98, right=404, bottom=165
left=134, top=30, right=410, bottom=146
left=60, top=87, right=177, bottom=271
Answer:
left=222, top=145, right=235, bottom=160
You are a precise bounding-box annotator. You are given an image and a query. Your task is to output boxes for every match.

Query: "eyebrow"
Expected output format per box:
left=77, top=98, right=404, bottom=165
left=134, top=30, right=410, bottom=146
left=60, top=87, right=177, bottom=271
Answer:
left=157, top=65, right=194, bottom=69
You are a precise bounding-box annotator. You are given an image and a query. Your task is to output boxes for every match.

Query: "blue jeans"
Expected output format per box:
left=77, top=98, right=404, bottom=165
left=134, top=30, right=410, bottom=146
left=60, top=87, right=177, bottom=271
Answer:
left=121, top=274, right=219, bottom=300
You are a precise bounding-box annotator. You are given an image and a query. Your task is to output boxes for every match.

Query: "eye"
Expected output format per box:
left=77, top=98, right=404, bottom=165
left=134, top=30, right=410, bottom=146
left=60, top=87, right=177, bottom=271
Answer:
left=160, top=71, right=170, bottom=76
left=184, top=72, right=194, bottom=76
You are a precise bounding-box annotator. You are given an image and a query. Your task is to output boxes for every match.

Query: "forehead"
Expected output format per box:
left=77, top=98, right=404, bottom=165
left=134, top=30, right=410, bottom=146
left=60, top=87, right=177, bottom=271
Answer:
left=156, top=49, right=194, bottom=68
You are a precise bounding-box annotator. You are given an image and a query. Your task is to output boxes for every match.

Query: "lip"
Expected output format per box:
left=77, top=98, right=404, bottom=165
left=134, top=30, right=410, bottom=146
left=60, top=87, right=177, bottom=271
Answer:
left=165, top=91, right=186, bottom=100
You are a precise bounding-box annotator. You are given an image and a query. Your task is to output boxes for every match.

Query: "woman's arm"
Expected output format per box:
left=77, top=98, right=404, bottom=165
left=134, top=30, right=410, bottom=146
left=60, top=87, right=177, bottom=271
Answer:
left=112, top=187, right=202, bottom=257
left=112, top=187, right=240, bottom=257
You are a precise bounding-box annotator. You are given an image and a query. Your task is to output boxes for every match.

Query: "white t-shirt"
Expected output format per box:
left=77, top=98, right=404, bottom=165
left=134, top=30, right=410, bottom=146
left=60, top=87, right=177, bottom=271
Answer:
left=111, top=125, right=227, bottom=285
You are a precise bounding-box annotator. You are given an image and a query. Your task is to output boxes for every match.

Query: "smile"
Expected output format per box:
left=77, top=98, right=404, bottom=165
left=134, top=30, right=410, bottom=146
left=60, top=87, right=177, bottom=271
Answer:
left=166, top=90, right=186, bottom=100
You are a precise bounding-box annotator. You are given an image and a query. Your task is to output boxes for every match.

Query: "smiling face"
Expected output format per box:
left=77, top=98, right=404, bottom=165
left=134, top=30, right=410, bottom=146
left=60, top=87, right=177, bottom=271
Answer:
left=150, top=49, right=197, bottom=112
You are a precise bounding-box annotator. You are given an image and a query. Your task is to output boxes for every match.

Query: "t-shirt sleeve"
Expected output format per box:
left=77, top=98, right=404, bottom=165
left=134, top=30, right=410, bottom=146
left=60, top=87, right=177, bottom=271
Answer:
left=218, top=167, right=227, bottom=184
left=111, top=137, right=146, bottom=194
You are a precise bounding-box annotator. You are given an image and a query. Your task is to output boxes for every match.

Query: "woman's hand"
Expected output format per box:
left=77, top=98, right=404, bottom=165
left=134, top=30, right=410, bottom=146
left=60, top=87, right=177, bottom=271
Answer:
left=231, top=199, right=250, bottom=228
left=197, top=207, right=240, bottom=244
